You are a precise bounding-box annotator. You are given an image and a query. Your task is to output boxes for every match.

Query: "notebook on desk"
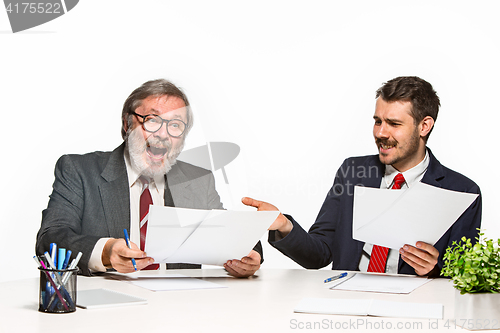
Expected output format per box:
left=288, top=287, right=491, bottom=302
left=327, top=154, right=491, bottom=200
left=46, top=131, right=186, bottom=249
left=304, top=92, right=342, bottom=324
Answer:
left=294, top=298, right=443, bottom=319
left=77, top=288, right=147, bottom=309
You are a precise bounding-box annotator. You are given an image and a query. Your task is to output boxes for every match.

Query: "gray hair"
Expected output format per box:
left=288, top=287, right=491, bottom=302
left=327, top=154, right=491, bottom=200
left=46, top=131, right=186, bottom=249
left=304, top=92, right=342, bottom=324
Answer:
left=121, top=79, right=193, bottom=139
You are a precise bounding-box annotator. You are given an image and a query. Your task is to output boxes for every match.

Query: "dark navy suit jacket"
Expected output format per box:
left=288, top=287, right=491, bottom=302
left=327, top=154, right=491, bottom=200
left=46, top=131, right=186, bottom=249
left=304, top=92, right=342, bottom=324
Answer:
left=270, top=149, right=482, bottom=275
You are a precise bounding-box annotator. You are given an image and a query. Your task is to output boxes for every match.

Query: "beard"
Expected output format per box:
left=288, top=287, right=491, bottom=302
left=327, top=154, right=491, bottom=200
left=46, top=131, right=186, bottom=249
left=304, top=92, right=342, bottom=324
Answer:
left=126, top=127, right=184, bottom=179
left=376, top=127, right=420, bottom=167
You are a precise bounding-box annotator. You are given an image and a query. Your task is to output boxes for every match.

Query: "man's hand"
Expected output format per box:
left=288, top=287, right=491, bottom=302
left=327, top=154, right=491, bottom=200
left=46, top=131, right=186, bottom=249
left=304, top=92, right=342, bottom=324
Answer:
left=241, top=197, right=293, bottom=235
left=224, top=250, right=261, bottom=278
left=102, top=238, right=155, bottom=273
left=399, top=241, right=439, bottom=276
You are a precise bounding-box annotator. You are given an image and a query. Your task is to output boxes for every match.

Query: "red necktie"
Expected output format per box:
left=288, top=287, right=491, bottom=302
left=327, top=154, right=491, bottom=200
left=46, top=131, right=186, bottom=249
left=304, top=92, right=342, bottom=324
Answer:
left=367, top=173, right=406, bottom=273
left=139, top=177, right=159, bottom=270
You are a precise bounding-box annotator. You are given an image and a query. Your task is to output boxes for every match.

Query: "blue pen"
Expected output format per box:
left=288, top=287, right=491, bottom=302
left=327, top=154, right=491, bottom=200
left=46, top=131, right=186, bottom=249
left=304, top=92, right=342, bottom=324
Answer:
left=123, top=229, right=137, bottom=271
left=58, top=248, right=66, bottom=270
left=324, top=272, right=348, bottom=283
left=62, top=250, right=72, bottom=269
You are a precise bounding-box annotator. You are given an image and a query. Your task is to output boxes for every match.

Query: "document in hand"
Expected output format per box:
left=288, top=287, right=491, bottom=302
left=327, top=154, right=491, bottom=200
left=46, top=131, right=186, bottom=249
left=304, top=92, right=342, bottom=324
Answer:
left=352, top=182, right=479, bottom=249
left=145, top=206, right=280, bottom=265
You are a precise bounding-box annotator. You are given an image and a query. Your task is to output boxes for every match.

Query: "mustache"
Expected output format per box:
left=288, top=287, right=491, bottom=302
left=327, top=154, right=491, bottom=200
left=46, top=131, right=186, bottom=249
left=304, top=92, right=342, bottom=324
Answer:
left=126, top=128, right=173, bottom=150
left=145, top=138, right=172, bottom=150
left=376, top=138, right=398, bottom=146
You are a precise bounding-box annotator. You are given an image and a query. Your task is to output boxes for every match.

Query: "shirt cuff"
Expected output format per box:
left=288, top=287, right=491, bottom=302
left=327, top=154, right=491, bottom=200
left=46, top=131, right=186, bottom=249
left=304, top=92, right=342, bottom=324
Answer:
left=88, top=238, right=112, bottom=272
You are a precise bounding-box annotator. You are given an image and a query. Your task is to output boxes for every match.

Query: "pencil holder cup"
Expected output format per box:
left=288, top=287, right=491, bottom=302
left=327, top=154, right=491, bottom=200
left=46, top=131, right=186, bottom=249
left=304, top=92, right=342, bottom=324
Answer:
left=38, top=267, right=78, bottom=313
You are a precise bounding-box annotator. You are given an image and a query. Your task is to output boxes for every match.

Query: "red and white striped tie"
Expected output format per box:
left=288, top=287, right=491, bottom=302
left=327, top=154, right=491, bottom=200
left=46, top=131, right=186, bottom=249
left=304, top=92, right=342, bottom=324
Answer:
left=367, top=173, right=405, bottom=273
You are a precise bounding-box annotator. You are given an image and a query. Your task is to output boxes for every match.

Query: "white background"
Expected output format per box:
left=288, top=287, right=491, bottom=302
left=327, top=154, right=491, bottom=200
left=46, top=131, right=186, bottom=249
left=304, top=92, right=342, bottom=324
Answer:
left=1, top=1, right=499, bottom=282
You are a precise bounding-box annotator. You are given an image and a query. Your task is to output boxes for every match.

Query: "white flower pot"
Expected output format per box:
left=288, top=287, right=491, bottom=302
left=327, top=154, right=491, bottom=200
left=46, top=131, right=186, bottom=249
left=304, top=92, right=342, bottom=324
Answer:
left=454, top=289, right=500, bottom=330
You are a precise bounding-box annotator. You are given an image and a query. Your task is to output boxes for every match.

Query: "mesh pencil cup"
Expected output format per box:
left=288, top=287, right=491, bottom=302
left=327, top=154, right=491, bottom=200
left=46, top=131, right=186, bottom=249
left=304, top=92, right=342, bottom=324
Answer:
left=38, top=267, right=78, bottom=313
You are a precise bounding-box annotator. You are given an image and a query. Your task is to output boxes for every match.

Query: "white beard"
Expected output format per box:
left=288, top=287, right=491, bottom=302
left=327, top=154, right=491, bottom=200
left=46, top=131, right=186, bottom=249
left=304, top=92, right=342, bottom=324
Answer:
left=126, top=127, right=184, bottom=179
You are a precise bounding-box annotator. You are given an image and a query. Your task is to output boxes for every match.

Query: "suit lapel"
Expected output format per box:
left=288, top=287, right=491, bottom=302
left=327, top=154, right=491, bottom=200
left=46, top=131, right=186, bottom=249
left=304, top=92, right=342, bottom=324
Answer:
left=99, top=143, right=131, bottom=238
left=421, top=148, right=445, bottom=187
left=364, top=156, right=385, bottom=188
left=166, top=163, right=193, bottom=208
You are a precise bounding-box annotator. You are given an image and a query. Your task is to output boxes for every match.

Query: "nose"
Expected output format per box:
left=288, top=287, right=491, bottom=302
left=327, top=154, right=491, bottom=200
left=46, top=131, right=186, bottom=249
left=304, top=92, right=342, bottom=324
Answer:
left=153, top=121, right=170, bottom=140
left=374, top=122, right=389, bottom=139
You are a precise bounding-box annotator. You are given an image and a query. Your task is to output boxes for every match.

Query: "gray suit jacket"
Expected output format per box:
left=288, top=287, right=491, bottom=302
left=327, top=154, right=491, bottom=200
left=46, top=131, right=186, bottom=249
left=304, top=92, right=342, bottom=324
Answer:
left=36, top=143, right=225, bottom=275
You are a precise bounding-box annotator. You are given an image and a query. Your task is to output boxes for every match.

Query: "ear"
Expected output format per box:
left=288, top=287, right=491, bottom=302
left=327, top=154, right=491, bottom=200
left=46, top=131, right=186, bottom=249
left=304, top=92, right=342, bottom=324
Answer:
left=123, top=115, right=129, bottom=133
left=419, top=116, right=434, bottom=138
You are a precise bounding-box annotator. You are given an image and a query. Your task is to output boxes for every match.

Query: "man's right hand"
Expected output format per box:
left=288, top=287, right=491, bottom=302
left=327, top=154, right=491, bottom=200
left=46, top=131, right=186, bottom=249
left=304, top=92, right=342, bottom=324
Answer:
left=102, top=239, right=155, bottom=273
left=241, top=197, right=293, bottom=236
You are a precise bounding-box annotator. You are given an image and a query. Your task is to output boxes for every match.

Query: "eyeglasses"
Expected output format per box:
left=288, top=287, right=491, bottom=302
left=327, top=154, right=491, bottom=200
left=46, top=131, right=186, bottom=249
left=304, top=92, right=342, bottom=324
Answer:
left=131, top=112, right=187, bottom=138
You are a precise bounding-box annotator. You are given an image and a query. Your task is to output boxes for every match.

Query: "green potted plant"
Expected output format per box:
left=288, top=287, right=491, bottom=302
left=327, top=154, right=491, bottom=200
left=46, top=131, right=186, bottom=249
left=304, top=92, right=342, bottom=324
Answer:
left=441, top=231, right=500, bottom=330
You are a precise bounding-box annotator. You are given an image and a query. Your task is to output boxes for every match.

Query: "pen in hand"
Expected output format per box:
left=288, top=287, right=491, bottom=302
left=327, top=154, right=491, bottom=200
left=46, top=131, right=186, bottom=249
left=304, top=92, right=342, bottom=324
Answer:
left=123, top=229, right=137, bottom=271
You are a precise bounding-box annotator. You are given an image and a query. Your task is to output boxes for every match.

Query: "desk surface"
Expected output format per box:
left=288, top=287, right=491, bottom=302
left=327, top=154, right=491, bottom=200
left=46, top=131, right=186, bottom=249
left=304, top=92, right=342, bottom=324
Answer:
left=0, top=269, right=480, bottom=333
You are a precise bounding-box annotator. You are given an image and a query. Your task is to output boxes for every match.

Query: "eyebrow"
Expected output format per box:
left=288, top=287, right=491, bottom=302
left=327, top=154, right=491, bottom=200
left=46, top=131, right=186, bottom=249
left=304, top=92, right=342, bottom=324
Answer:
left=146, top=108, right=185, bottom=120
left=373, top=115, right=403, bottom=123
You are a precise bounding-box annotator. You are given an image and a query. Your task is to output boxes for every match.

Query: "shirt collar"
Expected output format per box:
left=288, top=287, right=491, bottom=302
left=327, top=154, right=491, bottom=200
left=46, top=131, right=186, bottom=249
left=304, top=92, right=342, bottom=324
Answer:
left=383, top=149, right=430, bottom=188
left=123, top=148, right=165, bottom=193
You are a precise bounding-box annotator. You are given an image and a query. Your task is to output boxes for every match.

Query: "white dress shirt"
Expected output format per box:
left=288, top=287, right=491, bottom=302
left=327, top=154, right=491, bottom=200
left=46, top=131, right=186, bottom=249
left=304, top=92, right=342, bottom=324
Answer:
left=358, top=150, right=430, bottom=273
left=88, top=150, right=165, bottom=272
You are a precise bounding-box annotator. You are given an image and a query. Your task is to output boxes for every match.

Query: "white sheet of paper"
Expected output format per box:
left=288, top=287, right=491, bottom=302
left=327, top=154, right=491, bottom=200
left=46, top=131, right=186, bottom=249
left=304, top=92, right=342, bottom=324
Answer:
left=295, top=298, right=373, bottom=316
left=353, top=182, right=479, bottom=249
left=330, top=273, right=432, bottom=294
left=294, top=298, right=443, bottom=319
left=369, top=299, right=443, bottom=319
left=109, top=273, right=226, bottom=291
left=145, top=206, right=212, bottom=260
left=146, top=206, right=280, bottom=265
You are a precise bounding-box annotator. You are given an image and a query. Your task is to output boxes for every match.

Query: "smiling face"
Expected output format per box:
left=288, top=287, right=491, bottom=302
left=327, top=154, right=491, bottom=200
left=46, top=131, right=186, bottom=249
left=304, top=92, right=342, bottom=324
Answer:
left=373, top=97, right=431, bottom=172
left=125, top=94, right=187, bottom=178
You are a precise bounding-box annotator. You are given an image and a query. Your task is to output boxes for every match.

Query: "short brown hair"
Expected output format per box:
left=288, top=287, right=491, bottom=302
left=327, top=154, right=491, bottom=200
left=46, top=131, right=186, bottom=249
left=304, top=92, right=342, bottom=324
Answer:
left=376, top=76, right=440, bottom=141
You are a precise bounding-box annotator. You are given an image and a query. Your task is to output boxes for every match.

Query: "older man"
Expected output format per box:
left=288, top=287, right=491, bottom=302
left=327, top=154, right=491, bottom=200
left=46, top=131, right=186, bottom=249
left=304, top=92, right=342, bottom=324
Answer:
left=244, top=76, right=481, bottom=277
left=37, top=79, right=261, bottom=277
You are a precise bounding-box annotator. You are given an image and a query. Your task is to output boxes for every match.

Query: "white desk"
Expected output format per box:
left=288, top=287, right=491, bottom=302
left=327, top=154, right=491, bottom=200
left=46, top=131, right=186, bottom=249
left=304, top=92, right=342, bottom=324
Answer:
left=0, top=269, right=483, bottom=332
